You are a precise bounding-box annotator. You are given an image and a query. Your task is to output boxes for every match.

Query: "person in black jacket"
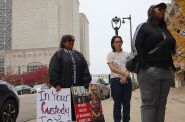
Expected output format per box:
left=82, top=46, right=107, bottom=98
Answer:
left=49, top=34, right=91, bottom=121
left=133, top=3, right=176, bottom=122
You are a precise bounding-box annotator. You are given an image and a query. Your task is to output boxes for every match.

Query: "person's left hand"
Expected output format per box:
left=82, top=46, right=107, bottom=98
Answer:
left=120, top=77, right=128, bottom=85
left=83, top=83, right=89, bottom=89
left=55, top=85, right=62, bottom=92
left=125, top=71, right=130, bottom=79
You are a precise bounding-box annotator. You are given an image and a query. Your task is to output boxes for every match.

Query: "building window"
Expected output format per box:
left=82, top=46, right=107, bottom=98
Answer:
left=27, top=62, right=43, bottom=73
left=27, top=65, right=43, bottom=72
left=18, top=66, right=20, bottom=75
left=0, top=58, right=5, bottom=74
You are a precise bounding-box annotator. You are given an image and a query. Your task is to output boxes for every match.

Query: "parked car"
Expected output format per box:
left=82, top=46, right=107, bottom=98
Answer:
left=90, top=78, right=110, bottom=99
left=0, top=80, right=19, bottom=122
left=15, top=85, right=32, bottom=95
left=31, top=84, right=48, bottom=93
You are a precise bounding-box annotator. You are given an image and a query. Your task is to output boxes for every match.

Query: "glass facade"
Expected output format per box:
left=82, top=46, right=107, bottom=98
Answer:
left=0, top=0, right=12, bottom=50
left=0, top=58, right=4, bottom=73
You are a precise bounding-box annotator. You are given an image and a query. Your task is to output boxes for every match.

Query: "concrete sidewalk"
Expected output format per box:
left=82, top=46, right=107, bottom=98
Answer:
left=103, top=87, right=185, bottom=122
left=27, top=87, right=185, bottom=122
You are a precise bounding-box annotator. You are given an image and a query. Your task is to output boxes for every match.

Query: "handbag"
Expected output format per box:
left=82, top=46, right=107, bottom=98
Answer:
left=126, top=32, right=166, bottom=73
left=126, top=53, right=140, bottom=73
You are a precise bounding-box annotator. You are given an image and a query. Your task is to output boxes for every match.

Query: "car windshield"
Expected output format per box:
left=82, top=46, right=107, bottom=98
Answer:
left=15, top=86, right=23, bottom=90
left=33, top=84, right=45, bottom=88
left=91, top=78, right=106, bottom=84
left=15, top=85, right=31, bottom=89
left=15, top=86, right=21, bottom=88
left=91, top=78, right=98, bottom=83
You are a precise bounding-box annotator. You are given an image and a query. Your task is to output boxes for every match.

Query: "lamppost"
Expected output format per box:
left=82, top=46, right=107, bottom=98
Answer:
left=122, top=15, right=132, bottom=48
left=111, top=16, right=121, bottom=36
left=111, top=15, right=132, bottom=45
left=122, top=15, right=135, bottom=84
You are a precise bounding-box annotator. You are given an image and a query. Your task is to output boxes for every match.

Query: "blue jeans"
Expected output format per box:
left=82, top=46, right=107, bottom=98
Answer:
left=110, top=77, right=132, bottom=122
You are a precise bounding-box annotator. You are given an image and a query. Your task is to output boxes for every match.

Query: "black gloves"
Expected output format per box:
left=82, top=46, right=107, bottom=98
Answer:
left=83, top=83, right=90, bottom=89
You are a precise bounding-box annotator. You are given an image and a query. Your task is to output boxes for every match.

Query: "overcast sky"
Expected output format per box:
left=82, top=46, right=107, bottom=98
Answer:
left=78, top=0, right=171, bottom=74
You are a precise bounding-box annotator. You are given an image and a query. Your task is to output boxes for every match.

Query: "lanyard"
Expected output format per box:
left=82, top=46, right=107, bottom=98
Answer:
left=68, top=50, right=76, bottom=84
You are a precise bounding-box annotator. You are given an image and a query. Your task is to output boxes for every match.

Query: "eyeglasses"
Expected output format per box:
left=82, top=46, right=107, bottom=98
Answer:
left=66, top=39, right=75, bottom=42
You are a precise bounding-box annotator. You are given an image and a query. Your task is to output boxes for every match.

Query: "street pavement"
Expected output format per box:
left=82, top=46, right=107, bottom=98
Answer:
left=27, top=87, right=185, bottom=122
left=103, top=87, right=185, bottom=122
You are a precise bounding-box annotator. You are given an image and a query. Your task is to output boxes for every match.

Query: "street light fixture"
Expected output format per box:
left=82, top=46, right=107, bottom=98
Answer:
left=122, top=15, right=136, bottom=80
left=122, top=15, right=132, bottom=43
left=111, top=15, right=132, bottom=49
left=111, top=16, right=121, bottom=36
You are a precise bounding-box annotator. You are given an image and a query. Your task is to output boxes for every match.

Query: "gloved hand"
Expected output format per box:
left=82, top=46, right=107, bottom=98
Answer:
left=83, top=83, right=90, bottom=89
left=55, top=85, right=62, bottom=92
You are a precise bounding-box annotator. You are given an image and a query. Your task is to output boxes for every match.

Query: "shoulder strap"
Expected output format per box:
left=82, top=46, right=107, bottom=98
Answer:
left=148, top=32, right=166, bottom=54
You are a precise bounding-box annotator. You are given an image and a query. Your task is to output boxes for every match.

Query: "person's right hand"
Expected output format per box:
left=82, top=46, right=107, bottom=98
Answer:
left=120, top=77, right=127, bottom=85
left=124, top=71, right=130, bottom=79
left=121, top=71, right=129, bottom=79
left=55, top=85, right=61, bottom=92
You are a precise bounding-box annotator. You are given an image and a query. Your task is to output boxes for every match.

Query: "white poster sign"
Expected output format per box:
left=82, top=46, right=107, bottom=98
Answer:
left=37, top=88, right=72, bottom=122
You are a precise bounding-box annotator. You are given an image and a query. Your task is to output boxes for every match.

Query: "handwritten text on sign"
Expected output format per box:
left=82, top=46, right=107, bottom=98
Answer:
left=37, top=88, right=72, bottom=122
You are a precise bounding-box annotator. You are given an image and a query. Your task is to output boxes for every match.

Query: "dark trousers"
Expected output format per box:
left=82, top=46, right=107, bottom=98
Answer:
left=110, top=78, right=132, bottom=122
left=71, top=93, right=76, bottom=121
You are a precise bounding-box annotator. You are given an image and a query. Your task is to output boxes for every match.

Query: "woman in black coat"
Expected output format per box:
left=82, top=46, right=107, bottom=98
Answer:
left=49, top=34, right=91, bottom=121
